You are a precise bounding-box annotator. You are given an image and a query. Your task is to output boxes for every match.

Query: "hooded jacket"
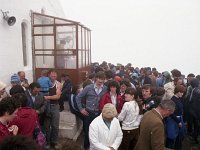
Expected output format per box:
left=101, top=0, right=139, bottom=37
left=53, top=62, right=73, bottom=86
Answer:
left=9, top=107, right=38, bottom=138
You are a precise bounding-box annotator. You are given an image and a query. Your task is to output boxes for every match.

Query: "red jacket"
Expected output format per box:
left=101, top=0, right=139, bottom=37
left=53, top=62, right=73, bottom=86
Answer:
left=100, top=92, right=123, bottom=113
left=9, top=107, right=38, bottom=138
left=0, top=122, right=11, bottom=142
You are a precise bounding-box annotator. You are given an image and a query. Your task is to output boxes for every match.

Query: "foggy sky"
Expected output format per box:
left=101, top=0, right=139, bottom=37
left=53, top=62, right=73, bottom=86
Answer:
left=59, top=0, right=200, bottom=76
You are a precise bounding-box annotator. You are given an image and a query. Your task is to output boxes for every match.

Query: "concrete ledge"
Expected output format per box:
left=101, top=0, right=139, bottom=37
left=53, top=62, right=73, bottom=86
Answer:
left=59, top=102, right=83, bottom=140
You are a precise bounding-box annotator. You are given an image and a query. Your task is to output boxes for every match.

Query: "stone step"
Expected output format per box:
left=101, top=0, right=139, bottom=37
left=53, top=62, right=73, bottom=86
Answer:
left=59, top=102, right=82, bottom=140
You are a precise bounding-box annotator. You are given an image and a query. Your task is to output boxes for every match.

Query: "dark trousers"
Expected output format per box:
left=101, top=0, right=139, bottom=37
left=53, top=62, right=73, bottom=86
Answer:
left=59, top=94, right=70, bottom=109
left=174, top=135, right=184, bottom=150
left=119, top=128, right=139, bottom=150
left=44, top=104, right=60, bottom=145
left=166, top=136, right=183, bottom=150
left=192, top=119, right=200, bottom=142
left=166, top=138, right=175, bottom=149
left=83, top=112, right=99, bottom=149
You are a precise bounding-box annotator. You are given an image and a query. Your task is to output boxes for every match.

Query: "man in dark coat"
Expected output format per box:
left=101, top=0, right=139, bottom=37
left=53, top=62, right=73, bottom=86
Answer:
left=59, top=74, right=72, bottom=111
left=187, top=78, right=200, bottom=143
left=25, top=82, right=46, bottom=126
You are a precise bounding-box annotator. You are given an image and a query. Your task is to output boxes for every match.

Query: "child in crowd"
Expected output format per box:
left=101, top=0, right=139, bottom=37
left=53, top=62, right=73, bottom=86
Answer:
left=37, top=69, right=52, bottom=115
left=37, top=70, right=52, bottom=96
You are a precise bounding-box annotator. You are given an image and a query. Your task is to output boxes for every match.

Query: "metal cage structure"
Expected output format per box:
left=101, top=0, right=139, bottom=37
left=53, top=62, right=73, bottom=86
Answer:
left=32, top=12, right=91, bottom=85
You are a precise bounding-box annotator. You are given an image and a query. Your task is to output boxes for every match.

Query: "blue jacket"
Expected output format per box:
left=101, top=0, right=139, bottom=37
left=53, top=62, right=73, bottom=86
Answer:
left=37, top=77, right=52, bottom=92
left=76, top=84, right=107, bottom=112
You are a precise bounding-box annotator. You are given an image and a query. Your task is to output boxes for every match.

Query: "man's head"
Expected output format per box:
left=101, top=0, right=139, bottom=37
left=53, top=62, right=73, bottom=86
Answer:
left=49, top=70, right=57, bottom=82
left=157, top=99, right=175, bottom=118
left=190, top=78, right=199, bottom=88
left=171, top=69, right=181, bottom=80
left=18, top=71, right=26, bottom=82
left=105, top=70, right=113, bottom=80
left=95, top=71, right=105, bottom=87
left=61, top=73, right=70, bottom=81
left=102, top=103, right=117, bottom=122
left=141, top=84, right=154, bottom=100
left=29, top=82, right=41, bottom=96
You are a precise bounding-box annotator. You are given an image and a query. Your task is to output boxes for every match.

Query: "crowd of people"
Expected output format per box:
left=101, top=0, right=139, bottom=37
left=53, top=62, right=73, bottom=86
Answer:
left=0, top=70, right=68, bottom=150
left=72, top=61, right=200, bottom=150
left=0, top=62, right=200, bottom=150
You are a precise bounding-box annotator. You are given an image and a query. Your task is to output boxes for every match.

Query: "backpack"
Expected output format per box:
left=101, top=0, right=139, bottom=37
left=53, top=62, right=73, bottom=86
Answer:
left=33, top=121, right=46, bottom=150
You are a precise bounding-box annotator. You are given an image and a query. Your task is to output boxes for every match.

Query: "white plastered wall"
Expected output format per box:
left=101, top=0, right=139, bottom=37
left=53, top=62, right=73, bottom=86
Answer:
left=0, top=0, right=65, bottom=85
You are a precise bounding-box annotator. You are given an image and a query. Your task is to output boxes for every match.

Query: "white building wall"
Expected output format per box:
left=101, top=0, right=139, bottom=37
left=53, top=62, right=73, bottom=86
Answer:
left=0, top=0, right=65, bottom=85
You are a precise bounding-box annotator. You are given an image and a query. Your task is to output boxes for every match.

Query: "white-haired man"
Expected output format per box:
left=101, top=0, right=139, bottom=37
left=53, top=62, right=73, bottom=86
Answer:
left=134, top=99, right=175, bottom=150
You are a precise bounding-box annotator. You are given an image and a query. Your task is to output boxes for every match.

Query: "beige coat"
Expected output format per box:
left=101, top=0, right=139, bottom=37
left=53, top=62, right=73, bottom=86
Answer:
left=163, top=82, right=175, bottom=100
left=134, top=109, right=167, bottom=150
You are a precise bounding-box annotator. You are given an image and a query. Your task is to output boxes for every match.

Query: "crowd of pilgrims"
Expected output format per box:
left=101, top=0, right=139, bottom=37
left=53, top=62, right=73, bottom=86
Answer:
left=0, top=61, right=199, bottom=150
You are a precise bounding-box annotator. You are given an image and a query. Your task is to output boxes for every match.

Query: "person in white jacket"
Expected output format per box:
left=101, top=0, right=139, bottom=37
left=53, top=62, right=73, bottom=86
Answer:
left=118, top=87, right=142, bottom=150
left=89, top=103, right=123, bottom=150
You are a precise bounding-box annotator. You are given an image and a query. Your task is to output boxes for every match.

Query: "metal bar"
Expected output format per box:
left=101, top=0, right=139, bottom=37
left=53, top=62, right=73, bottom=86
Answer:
left=87, top=30, right=89, bottom=65
left=34, top=49, right=76, bottom=51
left=33, top=23, right=77, bottom=27
left=76, top=24, right=79, bottom=69
left=33, top=34, right=54, bottom=36
left=84, top=29, right=86, bottom=67
left=31, top=11, right=36, bottom=80
left=35, top=54, right=75, bottom=56
left=90, top=31, right=92, bottom=64
left=54, top=19, right=57, bottom=68
left=33, top=12, right=80, bottom=24
left=81, top=26, right=83, bottom=68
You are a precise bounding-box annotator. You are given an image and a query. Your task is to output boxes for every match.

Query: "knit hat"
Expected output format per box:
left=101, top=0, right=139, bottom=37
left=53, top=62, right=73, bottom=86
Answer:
left=162, top=71, right=171, bottom=78
left=10, top=74, right=21, bottom=84
left=102, top=103, right=117, bottom=119
left=0, top=81, right=6, bottom=91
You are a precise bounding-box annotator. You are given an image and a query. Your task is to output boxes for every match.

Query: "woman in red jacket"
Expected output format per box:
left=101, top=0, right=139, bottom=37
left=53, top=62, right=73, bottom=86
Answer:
left=100, top=80, right=123, bottom=113
left=9, top=93, right=38, bottom=138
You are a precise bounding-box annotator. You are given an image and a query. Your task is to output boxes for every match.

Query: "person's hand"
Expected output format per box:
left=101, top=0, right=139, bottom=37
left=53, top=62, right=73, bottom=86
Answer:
left=109, top=146, right=115, bottom=150
left=44, top=96, right=50, bottom=100
left=8, top=125, right=18, bottom=135
left=22, top=83, right=29, bottom=88
left=80, top=108, right=89, bottom=116
left=178, top=122, right=182, bottom=128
